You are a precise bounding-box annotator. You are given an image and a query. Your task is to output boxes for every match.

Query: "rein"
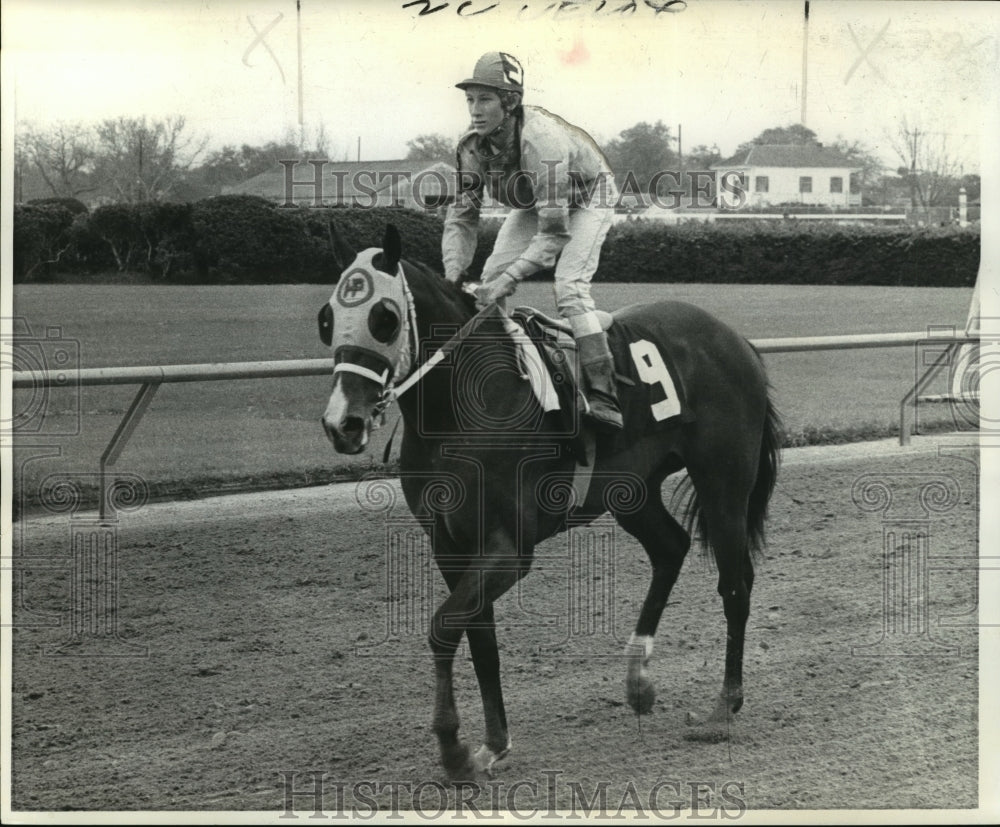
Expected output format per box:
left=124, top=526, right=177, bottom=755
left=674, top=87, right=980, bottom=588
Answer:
left=374, top=283, right=499, bottom=419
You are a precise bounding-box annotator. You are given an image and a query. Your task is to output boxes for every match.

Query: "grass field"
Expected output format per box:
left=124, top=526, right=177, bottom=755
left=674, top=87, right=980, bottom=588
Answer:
left=11, top=282, right=975, bottom=508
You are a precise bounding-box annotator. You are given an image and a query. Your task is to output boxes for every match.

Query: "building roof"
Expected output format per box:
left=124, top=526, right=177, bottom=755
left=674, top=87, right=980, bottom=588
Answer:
left=713, top=144, right=861, bottom=169
left=223, top=159, right=456, bottom=201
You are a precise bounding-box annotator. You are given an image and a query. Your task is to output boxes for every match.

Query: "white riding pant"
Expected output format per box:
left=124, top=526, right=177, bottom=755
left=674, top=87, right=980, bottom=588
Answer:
left=481, top=205, right=614, bottom=321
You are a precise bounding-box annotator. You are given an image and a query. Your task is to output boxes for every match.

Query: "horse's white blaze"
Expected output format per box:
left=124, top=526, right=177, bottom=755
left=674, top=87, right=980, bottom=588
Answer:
left=323, top=383, right=369, bottom=447
left=323, top=383, right=351, bottom=429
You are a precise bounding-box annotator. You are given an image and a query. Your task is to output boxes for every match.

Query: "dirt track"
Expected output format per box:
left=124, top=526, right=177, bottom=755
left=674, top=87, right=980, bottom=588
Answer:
left=10, top=439, right=980, bottom=814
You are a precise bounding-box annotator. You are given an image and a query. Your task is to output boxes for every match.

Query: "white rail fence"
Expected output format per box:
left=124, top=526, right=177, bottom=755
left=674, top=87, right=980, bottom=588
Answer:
left=11, top=331, right=980, bottom=518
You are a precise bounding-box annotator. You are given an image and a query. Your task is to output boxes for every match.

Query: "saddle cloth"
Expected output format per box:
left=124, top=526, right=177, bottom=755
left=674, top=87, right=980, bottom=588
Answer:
left=509, top=305, right=693, bottom=435
left=506, top=305, right=692, bottom=514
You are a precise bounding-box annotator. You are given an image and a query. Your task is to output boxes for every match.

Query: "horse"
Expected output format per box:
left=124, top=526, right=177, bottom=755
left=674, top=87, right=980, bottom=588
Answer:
left=318, top=223, right=782, bottom=779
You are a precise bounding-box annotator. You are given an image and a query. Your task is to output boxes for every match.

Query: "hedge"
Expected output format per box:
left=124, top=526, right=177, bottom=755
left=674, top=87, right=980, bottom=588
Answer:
left=13, top=204, right=76, bottom=281
left=593, top=220, right=979, bottom=287
left=12, top=199, right=980, bottom=287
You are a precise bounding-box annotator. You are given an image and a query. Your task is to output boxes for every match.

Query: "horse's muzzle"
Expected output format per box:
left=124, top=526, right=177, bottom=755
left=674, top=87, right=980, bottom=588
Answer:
left=321, top=414, right=369, bottom=454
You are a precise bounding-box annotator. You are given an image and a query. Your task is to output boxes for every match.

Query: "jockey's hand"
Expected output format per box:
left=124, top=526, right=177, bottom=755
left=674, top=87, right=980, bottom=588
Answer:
left=474, top=273, right=518, bottom=308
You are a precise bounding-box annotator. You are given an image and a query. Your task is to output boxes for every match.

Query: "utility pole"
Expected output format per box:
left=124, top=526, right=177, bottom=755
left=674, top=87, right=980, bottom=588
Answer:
left=297, top=0, right=304, bottom=129
left=801, top=1, right=810, bottom=126
left=677, top=123, right=684, bottom=203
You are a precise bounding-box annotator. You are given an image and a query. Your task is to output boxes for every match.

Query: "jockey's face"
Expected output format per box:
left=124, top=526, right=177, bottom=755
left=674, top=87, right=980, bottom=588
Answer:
left=466, top=86, right=505, bottom=136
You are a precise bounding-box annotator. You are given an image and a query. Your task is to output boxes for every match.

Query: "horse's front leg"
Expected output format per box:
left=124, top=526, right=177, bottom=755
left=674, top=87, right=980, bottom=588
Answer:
left=466, top=604, right=512, bottom=774
left=430, top=530, right=527, bottom=779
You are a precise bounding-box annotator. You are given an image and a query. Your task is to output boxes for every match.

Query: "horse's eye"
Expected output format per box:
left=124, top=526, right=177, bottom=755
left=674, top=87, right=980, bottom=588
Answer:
left=368, top=299, right=401, bottom=344
left=318, top=304, right=334, bottom=346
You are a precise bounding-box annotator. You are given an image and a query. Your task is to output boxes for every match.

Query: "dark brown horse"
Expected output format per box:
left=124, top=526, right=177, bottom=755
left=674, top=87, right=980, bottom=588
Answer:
left=319, top=224, right=781, bottom=778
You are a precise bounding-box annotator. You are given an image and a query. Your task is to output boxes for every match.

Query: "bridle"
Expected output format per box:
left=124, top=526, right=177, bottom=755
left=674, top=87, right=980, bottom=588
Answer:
left=327, top=261, right=499, bottom=424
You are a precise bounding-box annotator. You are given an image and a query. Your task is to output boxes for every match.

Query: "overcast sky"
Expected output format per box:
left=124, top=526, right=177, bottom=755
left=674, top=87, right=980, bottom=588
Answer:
left=5, top=0, right=998, bottom=171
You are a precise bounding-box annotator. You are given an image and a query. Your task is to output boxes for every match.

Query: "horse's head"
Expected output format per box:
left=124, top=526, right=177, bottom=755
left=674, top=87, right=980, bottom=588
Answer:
left=319, top=224, right=410, bottom=454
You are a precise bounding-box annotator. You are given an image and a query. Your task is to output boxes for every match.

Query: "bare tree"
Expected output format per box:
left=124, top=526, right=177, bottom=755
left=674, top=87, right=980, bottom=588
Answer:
left=17, top=121, right=97, bottom=198
left=93, top=115, right=208, bottom=203
left=887, top=117, right=964, bottom=207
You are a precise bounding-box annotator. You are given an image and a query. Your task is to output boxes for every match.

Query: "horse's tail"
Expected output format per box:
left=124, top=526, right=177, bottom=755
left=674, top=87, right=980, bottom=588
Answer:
left=746, top=392, right=783, bottom=558
left=677, top=388, right=783, bottom=562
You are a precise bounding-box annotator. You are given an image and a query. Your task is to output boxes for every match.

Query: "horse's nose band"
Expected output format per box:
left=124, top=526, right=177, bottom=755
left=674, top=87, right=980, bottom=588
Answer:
left=333, top=362, right=391, bottom=386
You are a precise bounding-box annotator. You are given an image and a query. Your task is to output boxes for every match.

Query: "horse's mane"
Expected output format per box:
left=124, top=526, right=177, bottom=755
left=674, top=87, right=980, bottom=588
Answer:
left=401, top=258, right=478, bottom=319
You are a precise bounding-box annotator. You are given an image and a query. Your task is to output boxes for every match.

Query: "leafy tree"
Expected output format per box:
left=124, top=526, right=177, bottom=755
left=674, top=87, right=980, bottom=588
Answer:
left=604, top=121, right=676, bottom=193
left=188, top=138, right=334, bottom=195
left=829, top=137, right=886, bottom=203
left=684, top=143, right=722, bottom=169
left=405, top=134, right=455, bottom=162
left=734, top=124, right=820, bottom=157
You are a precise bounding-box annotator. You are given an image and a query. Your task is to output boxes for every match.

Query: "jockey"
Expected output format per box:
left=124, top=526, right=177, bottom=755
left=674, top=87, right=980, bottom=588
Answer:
left=442, top=51, right=623, bottom=431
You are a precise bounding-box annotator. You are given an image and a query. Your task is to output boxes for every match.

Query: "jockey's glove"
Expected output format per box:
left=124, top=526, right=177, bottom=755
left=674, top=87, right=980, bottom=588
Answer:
left=474, top=272, right=518, bottom=308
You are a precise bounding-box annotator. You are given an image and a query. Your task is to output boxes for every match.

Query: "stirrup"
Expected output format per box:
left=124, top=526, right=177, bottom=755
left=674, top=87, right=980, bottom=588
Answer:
left=583, top=397, right=623, bottom=431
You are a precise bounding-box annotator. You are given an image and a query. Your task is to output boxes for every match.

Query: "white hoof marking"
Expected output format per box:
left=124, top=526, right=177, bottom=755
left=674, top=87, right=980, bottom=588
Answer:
left=472, top=740, right=511, bottom=775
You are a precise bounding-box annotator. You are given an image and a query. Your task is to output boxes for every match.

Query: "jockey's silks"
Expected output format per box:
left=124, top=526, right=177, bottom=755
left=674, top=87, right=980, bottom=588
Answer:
left=442, top=105, right=617, bottom=284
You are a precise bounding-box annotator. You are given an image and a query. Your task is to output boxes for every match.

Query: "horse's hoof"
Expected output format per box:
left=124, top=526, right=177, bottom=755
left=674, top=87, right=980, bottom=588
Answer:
left=626, top=674, right=656, bottom=714
left=683, top=692, right=742, bottom=741
left=472, top=741, right=511, bottom=776
left=708, top=690, right=743, bottom=721
left=683, top=720, right=729, bottom=743
left=441, top=742, right=478, bottom=782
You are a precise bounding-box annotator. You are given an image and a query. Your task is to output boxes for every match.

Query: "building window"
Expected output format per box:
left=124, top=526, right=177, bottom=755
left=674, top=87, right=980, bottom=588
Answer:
left=850, top=173, right=861, bottom=194
left=755, top=176, right=769, bottom=193
left=799, top=176, right=812, bottom=193
left=830, top=176, right=843, bottom=193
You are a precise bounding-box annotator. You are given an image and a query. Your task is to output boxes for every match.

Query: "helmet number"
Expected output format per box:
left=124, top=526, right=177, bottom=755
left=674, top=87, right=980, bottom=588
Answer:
left=500, top=52, right=523, bottom=87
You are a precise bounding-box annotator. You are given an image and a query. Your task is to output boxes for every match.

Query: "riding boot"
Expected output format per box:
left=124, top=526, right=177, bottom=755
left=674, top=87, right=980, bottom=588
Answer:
left=575, top=331, right=624, bottom=431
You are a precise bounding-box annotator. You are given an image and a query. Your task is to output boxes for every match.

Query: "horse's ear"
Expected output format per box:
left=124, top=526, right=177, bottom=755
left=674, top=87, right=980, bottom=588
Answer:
left=327, top=221, right=356, bottom=274
left=382, top=224, right=401, bottom=274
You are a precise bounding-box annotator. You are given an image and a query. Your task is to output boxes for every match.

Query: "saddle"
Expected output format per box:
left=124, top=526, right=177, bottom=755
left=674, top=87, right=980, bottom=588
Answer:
left=510, top=307, right=583, bottom=423
left=508, top=306, right=620, bottom=469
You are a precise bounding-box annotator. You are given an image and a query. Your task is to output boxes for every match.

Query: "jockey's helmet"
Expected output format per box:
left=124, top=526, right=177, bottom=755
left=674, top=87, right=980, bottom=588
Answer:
left=456, top=52, right=524, bottom=94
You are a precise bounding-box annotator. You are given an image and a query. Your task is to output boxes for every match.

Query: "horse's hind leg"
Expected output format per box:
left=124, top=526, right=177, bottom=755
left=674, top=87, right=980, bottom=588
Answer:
left=613, top=494, right=691, bottom=714
left=687, top=472, right=756, bottom=724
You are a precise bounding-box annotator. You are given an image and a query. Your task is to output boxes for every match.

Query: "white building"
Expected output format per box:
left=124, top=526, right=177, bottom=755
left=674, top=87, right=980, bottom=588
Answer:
left=712, top=144, right=862, bottom=209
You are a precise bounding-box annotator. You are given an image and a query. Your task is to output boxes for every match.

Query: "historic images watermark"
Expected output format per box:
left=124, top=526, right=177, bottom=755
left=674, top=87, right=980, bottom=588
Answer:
left=909, top=327, right=993, bottom=438
left=351, top=470, right=648, bottom=658
left=278, top=770, right=747, bottom=819
left=7, top=468, right=151, bottom=658
left=5, top=315, right=149, bottom=656
left=277, top=159, right=741, bottom=211
left=850, top=467, right=976, bottom=658
left=2, top=318, right=82, bottom=438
